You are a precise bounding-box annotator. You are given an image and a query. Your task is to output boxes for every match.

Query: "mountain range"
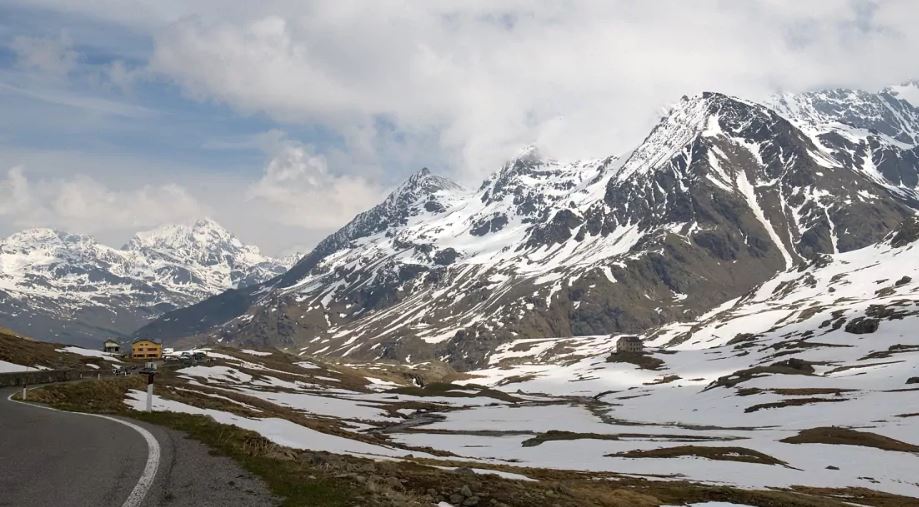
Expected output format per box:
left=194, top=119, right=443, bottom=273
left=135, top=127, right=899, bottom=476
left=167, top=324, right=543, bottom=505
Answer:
left=2, top=82, right=917, bottom=367
left=125, top=82, right=919, bottom=369
left=0, top=218, right=293, bottom=347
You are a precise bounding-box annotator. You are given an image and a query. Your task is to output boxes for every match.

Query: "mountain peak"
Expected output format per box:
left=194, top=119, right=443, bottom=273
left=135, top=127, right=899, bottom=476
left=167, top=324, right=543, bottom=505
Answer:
left=614, top=92, right=753, bottom=181
left=389, top=168, right=463, bottom=204
left=192, top=217, right=225, bottom=231
left=3, top=228, right=97, bottom=249
left=513, top=144, right=542, bottom=164
left=126, top=218, right=241, bottom=252
left=769, top=87, right=919, bottom=145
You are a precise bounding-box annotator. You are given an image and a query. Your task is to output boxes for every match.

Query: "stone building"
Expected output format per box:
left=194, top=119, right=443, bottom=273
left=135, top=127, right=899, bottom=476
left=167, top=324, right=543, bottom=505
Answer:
left=616, top=335, right=643, bottom=354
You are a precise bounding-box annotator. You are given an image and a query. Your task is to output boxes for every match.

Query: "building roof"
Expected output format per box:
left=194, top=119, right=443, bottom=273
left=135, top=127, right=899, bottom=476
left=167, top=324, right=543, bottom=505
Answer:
left=617, top=335, right=642, bottom=343
left=131, top=338, right=162, bottom=345
left=103, top=339, right=120, bottom=344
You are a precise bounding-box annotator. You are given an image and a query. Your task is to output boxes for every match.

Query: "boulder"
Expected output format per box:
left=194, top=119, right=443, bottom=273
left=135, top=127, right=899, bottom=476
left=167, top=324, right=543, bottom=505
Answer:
left=844, top=317, right=879, bottom=334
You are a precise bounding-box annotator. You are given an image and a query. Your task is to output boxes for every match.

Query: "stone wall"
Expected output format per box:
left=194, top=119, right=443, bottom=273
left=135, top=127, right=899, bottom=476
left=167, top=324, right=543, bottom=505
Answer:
left=0, top=369, right=99, bottom=387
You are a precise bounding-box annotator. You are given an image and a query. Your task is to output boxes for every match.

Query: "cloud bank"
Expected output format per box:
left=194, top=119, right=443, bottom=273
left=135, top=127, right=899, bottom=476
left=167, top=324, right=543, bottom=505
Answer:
left=2, top=0, right=918, bottom=253
left=246, top=139, right=383, bottom=230
left=0, top=167, right=207, bottom=235
left=148, top=1, right=919, bottom=180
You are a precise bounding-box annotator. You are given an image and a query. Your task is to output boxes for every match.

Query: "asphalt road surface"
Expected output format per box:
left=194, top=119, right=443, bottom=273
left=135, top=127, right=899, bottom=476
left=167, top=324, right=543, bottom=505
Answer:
left=0, top=387, right=278, bottom=507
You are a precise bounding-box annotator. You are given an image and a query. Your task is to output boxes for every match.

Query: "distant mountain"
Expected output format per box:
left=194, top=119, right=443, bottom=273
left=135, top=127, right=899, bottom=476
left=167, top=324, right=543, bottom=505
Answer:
left=129, top=85, right=919, bottom=369
left=885, top=80, right=919, bottom=109
left=0, top=219, right=291, bottom=347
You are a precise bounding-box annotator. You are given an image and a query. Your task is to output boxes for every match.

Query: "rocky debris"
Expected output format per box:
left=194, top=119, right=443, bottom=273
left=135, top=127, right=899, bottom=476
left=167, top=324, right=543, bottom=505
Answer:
left=845, top=317, right=880, bottom=334
left=525, top=209, right=581, bottom=248
left=469, top=213, right=508, bottom=236
left=433, top=248, right=460, bottom=266
left=424, top=200, right=447, bottom=213
left=445, top=483, right=480, bottom=506
left=907, top=377, right=919, bottom=385
left=890, top=217, right=919, bottom=248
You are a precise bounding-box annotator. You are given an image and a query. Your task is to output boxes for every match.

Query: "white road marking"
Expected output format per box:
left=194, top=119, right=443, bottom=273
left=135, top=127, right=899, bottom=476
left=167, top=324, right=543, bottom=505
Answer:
left=7, top=390, right=161, bottom=507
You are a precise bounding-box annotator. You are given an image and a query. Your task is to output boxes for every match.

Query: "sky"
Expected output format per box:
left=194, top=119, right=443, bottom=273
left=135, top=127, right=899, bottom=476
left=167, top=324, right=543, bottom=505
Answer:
left=0, top=0, right=917, bottom=256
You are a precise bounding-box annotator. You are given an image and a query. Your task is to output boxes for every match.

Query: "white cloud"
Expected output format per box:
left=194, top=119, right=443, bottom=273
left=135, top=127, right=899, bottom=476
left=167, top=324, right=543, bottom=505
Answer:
left=9, top=34, right=77, bottom=76
left=0, top=82, right=156, bottom=118
left=246, top=139, right=383, bottom=230
left=0, top=166, right=208, bottom=234
left=4, top=1, right=919, bottom=254
left=146, top=1, right=919, bottom=182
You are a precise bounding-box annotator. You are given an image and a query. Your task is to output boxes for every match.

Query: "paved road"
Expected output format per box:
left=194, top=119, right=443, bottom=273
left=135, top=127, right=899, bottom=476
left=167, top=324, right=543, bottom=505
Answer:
left=0, top=387, right=278, bottom=507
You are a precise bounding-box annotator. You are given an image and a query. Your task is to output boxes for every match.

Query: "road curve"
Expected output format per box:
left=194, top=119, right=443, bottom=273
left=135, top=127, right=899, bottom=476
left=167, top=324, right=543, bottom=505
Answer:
left=0, top=387, right=152, bottom=507
left=0, top=387, right=279, bottom=507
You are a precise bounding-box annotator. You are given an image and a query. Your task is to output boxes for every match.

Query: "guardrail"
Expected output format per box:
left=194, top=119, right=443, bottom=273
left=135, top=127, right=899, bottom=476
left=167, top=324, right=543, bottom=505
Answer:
left=0, top=369, right=106, bottom=387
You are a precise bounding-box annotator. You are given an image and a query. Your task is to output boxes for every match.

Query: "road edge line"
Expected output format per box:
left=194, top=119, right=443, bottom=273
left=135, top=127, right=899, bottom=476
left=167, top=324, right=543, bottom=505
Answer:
left=6, top=390, right=161, bottom=507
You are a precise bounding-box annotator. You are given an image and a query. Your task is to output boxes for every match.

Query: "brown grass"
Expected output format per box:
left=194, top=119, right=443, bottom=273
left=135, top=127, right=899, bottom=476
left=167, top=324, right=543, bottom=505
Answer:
left=644, top=375, right=681, bottom=385
left=781, top=427, right=919, bottom=453
left=610, top=445, right=788, bottom=466
left=521, top=430, right=735, bottom=448
left=605, top=352, right=665, bottom=370
left=770, top=388, right=854, bottom=396
left=745, top=397, right=846, bottom=413
left=388, top=382, right=521, bottom=403
left=707, top=358, right=816, bottom=390
left=0, top=328, right=105, bottom=370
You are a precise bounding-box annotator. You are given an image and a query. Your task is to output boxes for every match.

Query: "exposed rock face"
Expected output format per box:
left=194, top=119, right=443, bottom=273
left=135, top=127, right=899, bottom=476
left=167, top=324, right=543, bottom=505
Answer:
left=138, top=87, right=919, bottom=369
left=0, top=219, right=290, bottom=347
left=890, top=217, right=919, bottom=248
left=845, top=318, right=880, bottom=335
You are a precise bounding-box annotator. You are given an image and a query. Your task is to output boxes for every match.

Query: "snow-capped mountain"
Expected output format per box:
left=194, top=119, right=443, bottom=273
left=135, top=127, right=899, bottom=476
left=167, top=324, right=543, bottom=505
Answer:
left=139, top=85, right=919, bottom=369
left=0, top=219, right=291, bottom=346
left=885, top=79, right=919, bottom=109
left=123, top=218, right=287, bottom=293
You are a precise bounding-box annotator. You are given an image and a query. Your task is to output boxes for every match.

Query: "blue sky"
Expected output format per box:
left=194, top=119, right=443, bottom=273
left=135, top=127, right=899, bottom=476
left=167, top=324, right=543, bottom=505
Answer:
left=0, top=1, right=916, bottom=255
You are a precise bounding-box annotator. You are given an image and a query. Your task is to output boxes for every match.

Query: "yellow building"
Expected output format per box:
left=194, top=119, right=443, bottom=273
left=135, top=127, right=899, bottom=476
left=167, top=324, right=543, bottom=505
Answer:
left=131, top=339, right=163, bottom=360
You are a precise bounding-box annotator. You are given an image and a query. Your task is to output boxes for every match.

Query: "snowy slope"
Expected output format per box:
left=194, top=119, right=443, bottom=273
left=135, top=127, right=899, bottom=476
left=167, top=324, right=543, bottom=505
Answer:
left=886, top=80, right=919, bottom=109
left=0, top=219, right=290, bottom=346
left=769, top=87, right=919, bottom=200
left=426, top=221, right=919, bottom=496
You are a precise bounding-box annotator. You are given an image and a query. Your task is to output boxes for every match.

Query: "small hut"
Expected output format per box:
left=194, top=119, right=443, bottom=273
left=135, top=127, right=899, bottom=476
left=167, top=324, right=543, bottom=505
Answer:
left=103, top=339, right=121, bottom=354
left=616, top=336, right=643, bottom=354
